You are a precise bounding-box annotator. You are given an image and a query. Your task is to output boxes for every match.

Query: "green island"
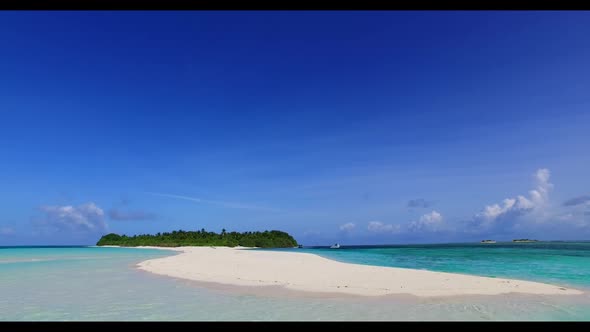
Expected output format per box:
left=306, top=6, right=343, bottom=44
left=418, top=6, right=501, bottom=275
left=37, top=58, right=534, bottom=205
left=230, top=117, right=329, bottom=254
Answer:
left=512, top=239, right=539, bottom=243
left=96, top=229, right=298, bottom=248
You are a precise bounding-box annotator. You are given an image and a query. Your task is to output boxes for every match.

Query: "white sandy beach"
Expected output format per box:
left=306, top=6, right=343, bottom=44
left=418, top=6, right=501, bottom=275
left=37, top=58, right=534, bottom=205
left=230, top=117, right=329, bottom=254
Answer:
left=134, top=246, right=584, bottom=297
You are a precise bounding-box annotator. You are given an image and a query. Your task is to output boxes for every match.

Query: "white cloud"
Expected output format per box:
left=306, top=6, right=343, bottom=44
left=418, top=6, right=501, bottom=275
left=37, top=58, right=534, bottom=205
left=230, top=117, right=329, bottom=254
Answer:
left=529, top=168, right=553, bottom=206
left=474, top=168, right=553, bottom=227
left=478, top=195, right=534, bottom=220
left=38, top=202, right=107, bottom=233
left=0, top=227, right=15, bottom=236
left=339, top=222, right=356, bottom=232
left=367, top=221, right=401, bottom=234
left=409, top=210, right=444, bottom=231
left=421, top=210, right=443, bottom=223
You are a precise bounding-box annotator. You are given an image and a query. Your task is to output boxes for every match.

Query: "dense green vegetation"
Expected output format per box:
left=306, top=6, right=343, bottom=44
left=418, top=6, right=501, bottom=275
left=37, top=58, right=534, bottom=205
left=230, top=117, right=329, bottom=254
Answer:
left=96, top=229, right=298, bottom=248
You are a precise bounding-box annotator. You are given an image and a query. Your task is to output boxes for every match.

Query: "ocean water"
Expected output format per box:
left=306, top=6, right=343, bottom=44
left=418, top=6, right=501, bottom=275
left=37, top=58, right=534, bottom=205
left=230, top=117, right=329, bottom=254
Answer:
left=273, top=242, right=590, bottom=289
left=1, top=243, right=590, bottom=321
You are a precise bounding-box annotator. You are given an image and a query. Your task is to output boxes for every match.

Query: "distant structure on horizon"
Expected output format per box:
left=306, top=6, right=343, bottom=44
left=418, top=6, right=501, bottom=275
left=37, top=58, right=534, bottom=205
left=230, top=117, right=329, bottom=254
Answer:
left=481, top=240, right=496, bottom=244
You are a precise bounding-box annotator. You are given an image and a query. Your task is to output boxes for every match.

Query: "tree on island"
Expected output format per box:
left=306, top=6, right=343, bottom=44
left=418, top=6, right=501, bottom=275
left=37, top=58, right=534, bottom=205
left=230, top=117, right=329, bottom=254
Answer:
left=96, top=229, right=298, bottom=248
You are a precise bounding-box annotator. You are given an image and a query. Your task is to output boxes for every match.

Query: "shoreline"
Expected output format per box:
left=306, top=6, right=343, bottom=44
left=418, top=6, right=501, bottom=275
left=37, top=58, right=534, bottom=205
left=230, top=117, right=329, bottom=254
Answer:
left=111, top=246, right=587, bottom=298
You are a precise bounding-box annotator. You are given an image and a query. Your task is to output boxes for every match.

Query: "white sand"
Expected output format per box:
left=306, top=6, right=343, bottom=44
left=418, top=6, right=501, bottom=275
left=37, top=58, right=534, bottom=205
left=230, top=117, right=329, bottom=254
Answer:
left=135, top=246, right=583, bottom=297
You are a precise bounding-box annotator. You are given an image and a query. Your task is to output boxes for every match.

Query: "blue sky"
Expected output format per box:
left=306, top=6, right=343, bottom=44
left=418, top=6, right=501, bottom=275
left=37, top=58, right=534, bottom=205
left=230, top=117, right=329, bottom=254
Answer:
left=1, top=11, right=589, bottom=246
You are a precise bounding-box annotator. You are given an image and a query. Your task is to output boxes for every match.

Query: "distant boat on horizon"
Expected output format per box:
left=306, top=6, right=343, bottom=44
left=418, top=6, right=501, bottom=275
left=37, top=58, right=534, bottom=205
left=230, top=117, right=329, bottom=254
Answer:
left=481, top=240, right=496, bottom=244
left=330, top=243, right=340, bottom=249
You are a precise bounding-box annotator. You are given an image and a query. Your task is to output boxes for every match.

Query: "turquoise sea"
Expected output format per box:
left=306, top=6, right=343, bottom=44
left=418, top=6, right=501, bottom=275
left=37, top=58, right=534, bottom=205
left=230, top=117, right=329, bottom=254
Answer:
left=1, top=242, right=590, bottom=321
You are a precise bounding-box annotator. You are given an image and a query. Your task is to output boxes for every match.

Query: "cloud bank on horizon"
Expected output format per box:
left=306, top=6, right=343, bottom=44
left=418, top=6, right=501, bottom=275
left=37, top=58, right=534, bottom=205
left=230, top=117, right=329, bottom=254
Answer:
left=470, top=168, right=553, bottom=232
left=336, top=168, right=590, bottom=242
left=5, top=167, right=589, bottom=244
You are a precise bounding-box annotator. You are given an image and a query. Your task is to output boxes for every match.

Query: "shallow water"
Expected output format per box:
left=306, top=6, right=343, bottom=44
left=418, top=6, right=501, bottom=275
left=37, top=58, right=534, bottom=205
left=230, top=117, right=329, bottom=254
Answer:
left=1, top=244, right=589, bottom=321
left=269, top=242, right=590, bottom=289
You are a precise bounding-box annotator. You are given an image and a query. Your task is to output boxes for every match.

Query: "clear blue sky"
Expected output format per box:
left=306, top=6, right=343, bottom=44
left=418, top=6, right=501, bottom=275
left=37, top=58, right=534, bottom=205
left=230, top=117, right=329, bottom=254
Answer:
left=1, top=11, right=589, bottom=245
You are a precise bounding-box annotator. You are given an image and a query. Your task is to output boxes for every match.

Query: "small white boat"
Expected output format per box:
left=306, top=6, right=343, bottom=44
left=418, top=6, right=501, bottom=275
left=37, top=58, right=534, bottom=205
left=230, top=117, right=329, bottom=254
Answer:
left=330, top=243, right=340, bottom=249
